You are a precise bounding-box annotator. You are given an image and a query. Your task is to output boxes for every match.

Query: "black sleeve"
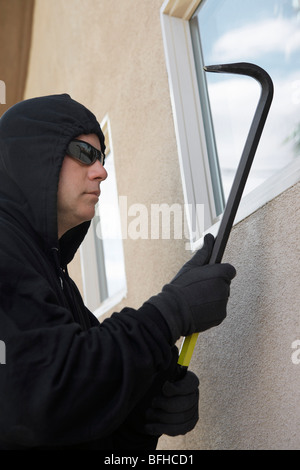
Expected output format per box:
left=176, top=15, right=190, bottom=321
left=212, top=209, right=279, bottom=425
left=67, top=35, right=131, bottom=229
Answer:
left=110, top=346, right=179, bottom=450
left=0, top=259, right=175, bottom=448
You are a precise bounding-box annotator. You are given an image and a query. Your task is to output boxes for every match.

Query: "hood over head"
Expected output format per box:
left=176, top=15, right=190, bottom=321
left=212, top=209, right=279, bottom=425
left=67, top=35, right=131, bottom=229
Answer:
left=0, top=93, right=105, bottom=267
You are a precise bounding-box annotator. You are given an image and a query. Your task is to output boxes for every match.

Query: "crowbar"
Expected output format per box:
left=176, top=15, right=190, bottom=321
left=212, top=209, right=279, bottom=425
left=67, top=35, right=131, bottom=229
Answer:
left=178, top=62, right=274, bottom=371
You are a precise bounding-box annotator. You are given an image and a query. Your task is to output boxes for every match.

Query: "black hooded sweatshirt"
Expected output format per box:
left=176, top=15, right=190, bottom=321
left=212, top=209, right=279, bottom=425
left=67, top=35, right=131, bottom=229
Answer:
left=0, top=94, right=176, bottom=450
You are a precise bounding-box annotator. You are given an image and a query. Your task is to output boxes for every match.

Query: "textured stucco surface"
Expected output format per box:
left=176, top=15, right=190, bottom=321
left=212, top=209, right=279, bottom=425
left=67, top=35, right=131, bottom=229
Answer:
left=23, top=0, right=300, bottom=450
left=0, top=0, right=34, bottom=116
left=159, top=181, right=300, bottom=450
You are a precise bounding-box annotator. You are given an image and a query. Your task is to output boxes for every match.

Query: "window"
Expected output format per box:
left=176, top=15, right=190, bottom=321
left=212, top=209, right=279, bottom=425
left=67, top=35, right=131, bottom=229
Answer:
left=80, top=117, right=127, bottom=317
left=161, top=0, right=300, bottom=249
left=191, top=0, right=300, bottom=210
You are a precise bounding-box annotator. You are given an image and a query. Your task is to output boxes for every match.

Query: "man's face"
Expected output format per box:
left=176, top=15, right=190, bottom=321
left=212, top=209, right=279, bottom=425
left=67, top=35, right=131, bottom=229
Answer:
left=57, top=133, right=107, bottom=238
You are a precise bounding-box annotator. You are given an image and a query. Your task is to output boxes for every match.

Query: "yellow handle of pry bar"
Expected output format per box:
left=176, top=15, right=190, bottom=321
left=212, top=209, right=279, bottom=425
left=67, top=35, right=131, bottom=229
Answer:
left=178, top=333, right=199, bottom=368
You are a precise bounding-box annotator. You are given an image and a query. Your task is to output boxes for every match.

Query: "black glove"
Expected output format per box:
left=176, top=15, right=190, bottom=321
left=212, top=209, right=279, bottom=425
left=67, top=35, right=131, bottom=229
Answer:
left=143, top=370, right=199, bottom=436
left=148, top=234, right=236, bottom=343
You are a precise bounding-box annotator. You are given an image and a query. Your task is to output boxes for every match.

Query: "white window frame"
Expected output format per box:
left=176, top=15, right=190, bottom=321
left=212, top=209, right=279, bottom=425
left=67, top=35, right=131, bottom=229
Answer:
left=160, top=0, right=300, bottom=250
left=80, top=116, right=127, bottom=318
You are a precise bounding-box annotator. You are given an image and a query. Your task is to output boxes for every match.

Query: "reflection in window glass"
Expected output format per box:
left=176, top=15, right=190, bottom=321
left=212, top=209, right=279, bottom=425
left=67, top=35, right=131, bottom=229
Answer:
left=191, top=0, right=300, bottom=204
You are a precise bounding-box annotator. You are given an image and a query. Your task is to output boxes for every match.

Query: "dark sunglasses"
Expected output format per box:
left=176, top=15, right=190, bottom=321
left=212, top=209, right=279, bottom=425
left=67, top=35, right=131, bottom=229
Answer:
left=66, top=139, right=105, bottom=166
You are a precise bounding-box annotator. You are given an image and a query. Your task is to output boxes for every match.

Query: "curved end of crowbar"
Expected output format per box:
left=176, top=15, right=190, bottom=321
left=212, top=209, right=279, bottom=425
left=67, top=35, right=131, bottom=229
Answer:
left=204, top=62, right=274, bottom=102
left=178, top=62, right=274, bottom=370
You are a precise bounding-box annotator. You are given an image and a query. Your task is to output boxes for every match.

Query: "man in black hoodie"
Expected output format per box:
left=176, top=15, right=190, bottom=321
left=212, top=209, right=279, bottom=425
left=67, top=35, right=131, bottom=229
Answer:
left=0, top=94, right=236, bottom=450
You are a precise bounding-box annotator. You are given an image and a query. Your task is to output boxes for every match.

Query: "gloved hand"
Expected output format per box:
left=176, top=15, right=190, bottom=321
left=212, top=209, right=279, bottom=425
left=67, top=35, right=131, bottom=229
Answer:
left=148, top=234, right=236, bottom=343
left=112, top=347, right=180, bottom=449
left=143, top=370, right=199, bottom=436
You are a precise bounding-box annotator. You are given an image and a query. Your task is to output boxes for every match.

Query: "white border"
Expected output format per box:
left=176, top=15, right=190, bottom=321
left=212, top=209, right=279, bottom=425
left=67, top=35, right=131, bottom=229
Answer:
left=160, top=12, right=216, bottom=241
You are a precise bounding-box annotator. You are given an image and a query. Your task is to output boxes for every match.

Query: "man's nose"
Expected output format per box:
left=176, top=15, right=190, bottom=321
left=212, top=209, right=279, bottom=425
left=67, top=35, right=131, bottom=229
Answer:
left=88, top=159, right=108, bottom=181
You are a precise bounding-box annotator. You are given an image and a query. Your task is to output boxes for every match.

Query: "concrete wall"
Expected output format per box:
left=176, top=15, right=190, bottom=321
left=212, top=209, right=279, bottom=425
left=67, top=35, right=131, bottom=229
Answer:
left=15, top=0, right=300, bottom=449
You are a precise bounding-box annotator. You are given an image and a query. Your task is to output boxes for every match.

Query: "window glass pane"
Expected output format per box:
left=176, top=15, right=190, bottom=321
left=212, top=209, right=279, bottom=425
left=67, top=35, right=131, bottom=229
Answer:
left=192, top=0, right=300, bottom=203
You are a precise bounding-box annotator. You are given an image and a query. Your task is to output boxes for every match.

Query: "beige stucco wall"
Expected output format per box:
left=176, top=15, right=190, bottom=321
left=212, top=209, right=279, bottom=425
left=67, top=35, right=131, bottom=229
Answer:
left=159, top=181, right=300, bottom=450
left=22, top=0, right=300, bottom=450
left=0, top=0, right=34, bottom=116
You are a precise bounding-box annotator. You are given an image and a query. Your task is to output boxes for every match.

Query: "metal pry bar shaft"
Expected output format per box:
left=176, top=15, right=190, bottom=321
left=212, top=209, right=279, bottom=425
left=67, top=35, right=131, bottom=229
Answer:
left=178, top=62, right=274, bottom=368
